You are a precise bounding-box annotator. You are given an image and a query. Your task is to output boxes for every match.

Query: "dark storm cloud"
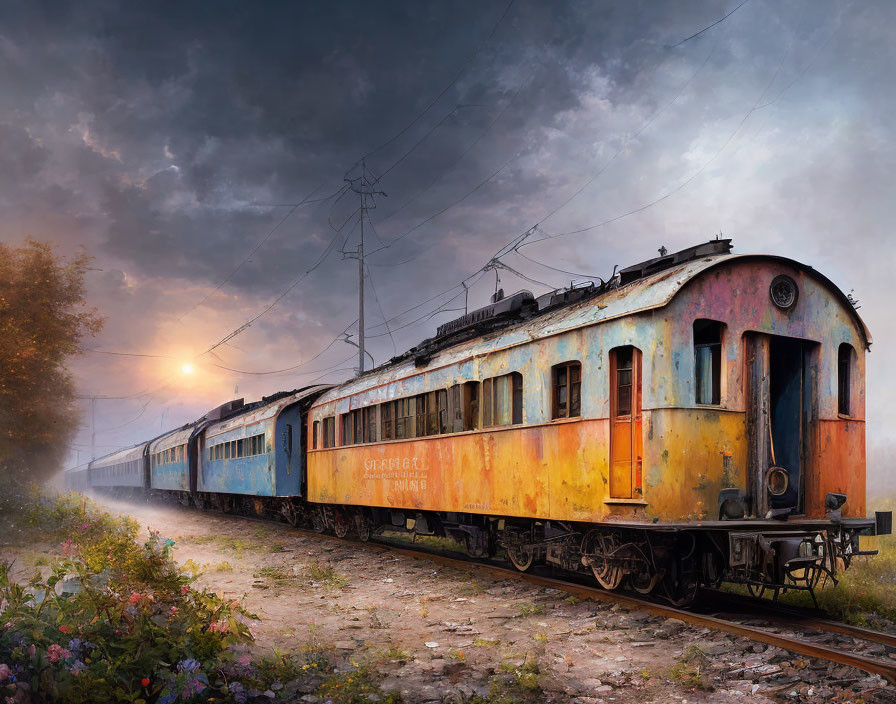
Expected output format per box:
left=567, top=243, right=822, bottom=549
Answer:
left=2, top=0, right=894, bottom=481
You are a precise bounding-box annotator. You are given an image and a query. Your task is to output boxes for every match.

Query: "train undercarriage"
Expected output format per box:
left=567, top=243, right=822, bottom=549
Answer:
left=125, top=488, right=884, bottom=607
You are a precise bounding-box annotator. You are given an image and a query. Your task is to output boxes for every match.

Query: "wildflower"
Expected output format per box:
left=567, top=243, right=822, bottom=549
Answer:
left=229, top=681, right=248, bottom=704
left=207, top=620, right=228, bottom=633
left=169, top=606, right=178, bottom=614
left=27, top=645, right=35, bottom=658
left=182, top=673, right=208, bottom=698
left=58, top=624, right=70, bottom=634
left=69, top=660, right=87, bottom=675
left=141, top=677, right=150, bottom=687
left=177, top=658, right=200, bottom=673
left=181, top=585, right=190, bottom=595
left=81, top=523, right=89, bottom=529
left=47, top=644, right=72, bottom=663
left=0, top=663, right=10, bottom=682
left=128, top=592, right=141, bottom=605
left=68, top=638, right=83, bottom=657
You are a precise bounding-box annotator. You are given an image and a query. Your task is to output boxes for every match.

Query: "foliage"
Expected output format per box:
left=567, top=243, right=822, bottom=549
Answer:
left=307, top=561, right=349, bottom=589
left=316, top=665, right=403, bottom=704
left=0, top=239, right=103, bottom=483
left=0, top=493, right=261, bottom=703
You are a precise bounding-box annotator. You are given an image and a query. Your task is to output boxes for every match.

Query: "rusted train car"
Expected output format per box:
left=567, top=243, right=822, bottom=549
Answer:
left=306, top=240, right=888, bottom=602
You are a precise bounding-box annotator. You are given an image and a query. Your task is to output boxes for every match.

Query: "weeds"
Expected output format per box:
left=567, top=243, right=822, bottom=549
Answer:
left=308, top=560, right=349, bottom=589
left=515, top=602, right=544, bottom=617
left=316, top=665, right=404, bottom=704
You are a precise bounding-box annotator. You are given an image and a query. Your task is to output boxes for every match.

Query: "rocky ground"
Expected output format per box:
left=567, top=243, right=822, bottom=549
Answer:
left=7, top=497, right=894, bottom=704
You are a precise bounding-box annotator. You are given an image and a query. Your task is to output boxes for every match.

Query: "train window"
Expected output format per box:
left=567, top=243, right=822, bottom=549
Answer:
left=322, top=417, right=336, bottom=448
left=341, top=412, right=353, bottom=445
left=552, top=361, right=582, bottom=419
left=483, top=372, right=524, bottom=427
left=616, top=348, right=633, bottom=416
left=353, top=409, right=364, bottom=445
left=694, top=319, right=724, bottom=405
left=381, top=403, right=394, bottom=440
left=464, top=381, right=480, bottom=430
left=838, top=343, right=855, bottom=416
left=396, top=398, right=413, bottom=439
left=313, top=420, right=320, bottom=449
left=363, top=406, right=377, bottom=443
left=448, top=385, right=463, bottom=433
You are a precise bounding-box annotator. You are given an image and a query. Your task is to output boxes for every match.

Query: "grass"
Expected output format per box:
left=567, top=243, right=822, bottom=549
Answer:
left=254, top=564, right=295, bottom=582
left=308, top=560, right=349, bottom=589
left=472, top=638, right=500, bottom=648
left=515, top=602, right=544, bottom=617
left=668, top=645, right=713, bottom=691
left=722, top=522, right=896, bottom=628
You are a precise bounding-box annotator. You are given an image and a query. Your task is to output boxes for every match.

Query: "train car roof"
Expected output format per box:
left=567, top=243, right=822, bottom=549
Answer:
left=203, top=384, right=331, bottom=436
left=88, top=441, right=149, bottom=468
left=312, top=250, right=870, bottom=405
left=147, top=424, right=196, bottom=454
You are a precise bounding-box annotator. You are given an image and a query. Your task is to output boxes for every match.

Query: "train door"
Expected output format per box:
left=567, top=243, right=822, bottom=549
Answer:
left=746, top=334, right=816, bottom=516
left=609, top=346, right=643, bottom=499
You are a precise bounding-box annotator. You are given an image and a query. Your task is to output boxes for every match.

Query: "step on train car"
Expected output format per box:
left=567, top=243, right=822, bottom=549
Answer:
left=79, top=240, right=892, bottom=604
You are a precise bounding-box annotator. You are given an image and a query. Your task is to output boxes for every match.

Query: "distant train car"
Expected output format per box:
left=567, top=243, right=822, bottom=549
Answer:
left=305, top=240, right=887, bottom=601
left=88, top=442, right=148, bottom=495
left=193, top=386, right=328, bottom=520
left=149, top=426, right=193, bottom=492
left=63, top=466, right=90, bottom=493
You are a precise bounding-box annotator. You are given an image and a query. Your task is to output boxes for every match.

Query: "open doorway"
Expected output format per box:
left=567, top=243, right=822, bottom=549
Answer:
left=746, top=334, right=817, bottom=517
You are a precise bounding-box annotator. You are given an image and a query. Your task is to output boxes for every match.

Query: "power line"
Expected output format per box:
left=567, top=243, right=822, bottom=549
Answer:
left=176, top=181, right=345, bottom=324
left=369, top=69, right=537, bottom=260
left=354, top=0, right=516, bottom=168
left=85, top=349, right=176, bottom=359
left=365, top=264, right=396, bottom=356
left=198, top=213, right=360, bottom=358
left=522, top=16, right=797, bottom=249
left=669, top=0, right=752, bottom=49
left=204, top=320, right=358, bottom=376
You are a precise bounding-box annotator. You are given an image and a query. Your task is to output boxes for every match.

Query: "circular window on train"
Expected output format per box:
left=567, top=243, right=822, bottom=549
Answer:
left=770, top=274, right=798, bottom=310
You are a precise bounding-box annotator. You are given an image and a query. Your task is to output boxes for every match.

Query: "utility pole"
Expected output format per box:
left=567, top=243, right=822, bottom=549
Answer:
left=91, top=397, right=96, bottom=462
left=345, top=161, right=385, bottom=375
left=358, top=173, right=366, bottom=374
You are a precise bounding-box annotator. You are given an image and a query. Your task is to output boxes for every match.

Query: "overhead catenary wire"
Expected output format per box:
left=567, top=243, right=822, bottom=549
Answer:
left=521, top=13, right=797, bottom=250
left=668, top=0, right=752, bottom=49
left=353, top=0, right=516, bottom=168
left=176, top=181, right=346, bottom=325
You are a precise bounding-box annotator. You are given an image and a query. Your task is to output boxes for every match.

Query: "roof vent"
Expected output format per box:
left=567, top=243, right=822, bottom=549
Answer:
left=436, top=290, right=536, bottom=339
left=618, top=239, right=732, bottom=285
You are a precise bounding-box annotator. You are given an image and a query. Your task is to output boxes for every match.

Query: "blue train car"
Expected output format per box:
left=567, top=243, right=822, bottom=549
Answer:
left=197, top=386, right=328, bottom=499
left=63, top=466, right=90, bottom=493
left=88, top=442, right=148, bottom=492
left=148, top=425, right=193, bottom=492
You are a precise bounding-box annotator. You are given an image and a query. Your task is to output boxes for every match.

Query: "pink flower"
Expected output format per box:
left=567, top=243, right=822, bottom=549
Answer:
left=207, top=621, right=228, bottom=633
left=128, top=592, right=141, bottom=605
left=0, top=663, right=10, bottom=682
left=181, top=585, right=190, bottom=595
left=81, top=524, right=89, bottom=530
left=169, top=606, right=178, bottom=614
left=47, top=644, right=72, bottom=663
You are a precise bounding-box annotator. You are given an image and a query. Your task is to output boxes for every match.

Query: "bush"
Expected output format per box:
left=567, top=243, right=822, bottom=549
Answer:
left=1, top=493, right=256, bottom=703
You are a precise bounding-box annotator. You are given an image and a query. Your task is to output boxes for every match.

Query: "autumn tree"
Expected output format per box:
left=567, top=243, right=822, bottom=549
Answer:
left=0, top=239, right=103, bottom=484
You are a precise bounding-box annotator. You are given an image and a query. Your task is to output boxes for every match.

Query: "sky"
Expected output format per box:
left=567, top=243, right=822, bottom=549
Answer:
left=1, top=1, right=894, bottom=489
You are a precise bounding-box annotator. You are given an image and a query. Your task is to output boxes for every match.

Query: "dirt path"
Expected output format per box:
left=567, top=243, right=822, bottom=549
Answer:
left=27, top=497, right=896, bottom=703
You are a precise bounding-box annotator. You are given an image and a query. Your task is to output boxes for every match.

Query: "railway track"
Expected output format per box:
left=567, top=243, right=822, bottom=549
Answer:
left=128, top=499, right=896, bottom=686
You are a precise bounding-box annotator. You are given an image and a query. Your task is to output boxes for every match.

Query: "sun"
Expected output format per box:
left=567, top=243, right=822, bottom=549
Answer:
left=180, top=362, right=195, bottom=375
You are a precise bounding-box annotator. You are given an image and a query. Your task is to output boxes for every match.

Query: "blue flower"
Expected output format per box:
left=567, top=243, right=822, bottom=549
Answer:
left=177, top=657, right=201, bottom=673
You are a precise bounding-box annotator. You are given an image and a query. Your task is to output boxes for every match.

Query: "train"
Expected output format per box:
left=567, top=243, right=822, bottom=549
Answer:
left=69, top=239, right=891, bottom=605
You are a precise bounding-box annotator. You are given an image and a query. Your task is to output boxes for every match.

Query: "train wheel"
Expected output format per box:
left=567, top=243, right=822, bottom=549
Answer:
left=334, top=519, right=350, bottom=539
left=355, top=514, right=371, bottom=542
left=592, top=559, right=623, bottom=590
left=629, top=569, right=660, bottom=595
left=508, top=544, right=535, bottom=572
left=311, top=510, right=327, bottom=534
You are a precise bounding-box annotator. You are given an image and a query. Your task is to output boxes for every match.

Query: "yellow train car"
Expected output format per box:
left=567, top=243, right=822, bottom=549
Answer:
left=306, top=240, right=888, bottom=602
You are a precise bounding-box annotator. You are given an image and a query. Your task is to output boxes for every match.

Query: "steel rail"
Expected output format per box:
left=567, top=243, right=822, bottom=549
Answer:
left=120, top=499, right=896, bottom=685
left=371, top=540, right=896, bottom=685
